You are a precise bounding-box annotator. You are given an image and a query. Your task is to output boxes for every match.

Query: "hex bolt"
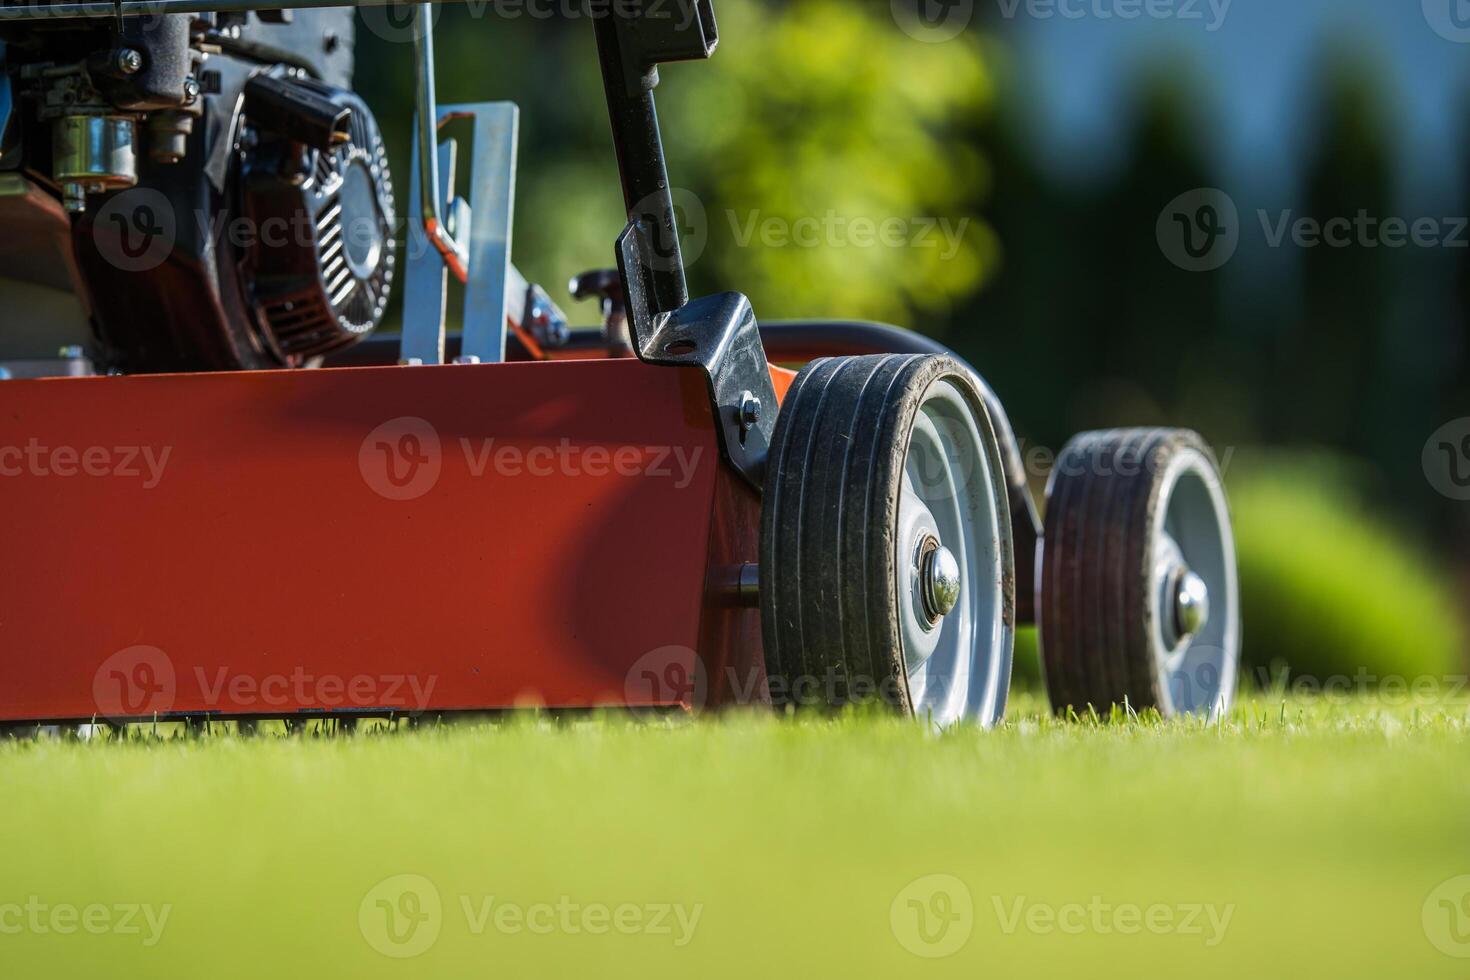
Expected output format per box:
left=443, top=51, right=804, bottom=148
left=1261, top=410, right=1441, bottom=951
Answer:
left=116, top=49, right=143, bottom=75
left=738, top=391, right=762, bottom=431
left=182, top=77, right=201, bottom=106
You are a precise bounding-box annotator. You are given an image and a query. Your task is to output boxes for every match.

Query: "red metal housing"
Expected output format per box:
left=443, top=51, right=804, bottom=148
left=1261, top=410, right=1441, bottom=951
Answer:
left=0, top=359, right=788, bottom=723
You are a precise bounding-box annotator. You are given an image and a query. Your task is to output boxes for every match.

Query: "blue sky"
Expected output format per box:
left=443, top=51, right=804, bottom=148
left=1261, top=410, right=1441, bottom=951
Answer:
left=998, top=0, right=1470, bottom=206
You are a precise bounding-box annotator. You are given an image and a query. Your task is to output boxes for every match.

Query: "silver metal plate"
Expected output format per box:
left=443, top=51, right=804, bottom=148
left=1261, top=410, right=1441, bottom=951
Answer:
left=400, top=102, right=519, bottom=365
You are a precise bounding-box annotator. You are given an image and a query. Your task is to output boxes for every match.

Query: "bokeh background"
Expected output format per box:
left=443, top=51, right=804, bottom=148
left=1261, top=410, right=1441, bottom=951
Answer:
left=354, top=0, right=1468, bottom=688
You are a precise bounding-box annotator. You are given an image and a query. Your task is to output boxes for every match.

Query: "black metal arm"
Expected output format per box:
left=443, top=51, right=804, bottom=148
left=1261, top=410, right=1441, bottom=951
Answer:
left=591, top=0, right=716, bottom=317
left=589, top=1, right=778, bottom=492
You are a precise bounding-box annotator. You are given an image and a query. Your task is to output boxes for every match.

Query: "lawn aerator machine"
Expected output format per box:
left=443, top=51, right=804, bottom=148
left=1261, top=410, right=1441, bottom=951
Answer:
left=0, top=0, right=1240, bottom=731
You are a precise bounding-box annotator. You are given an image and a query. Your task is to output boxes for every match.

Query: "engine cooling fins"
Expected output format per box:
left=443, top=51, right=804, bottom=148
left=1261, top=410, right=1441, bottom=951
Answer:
left=238, top=73, right=396, bottom=362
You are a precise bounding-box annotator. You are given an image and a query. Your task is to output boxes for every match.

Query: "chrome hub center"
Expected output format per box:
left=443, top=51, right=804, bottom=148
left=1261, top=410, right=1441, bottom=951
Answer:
left=918, top=536, right=962, bottom=625
left=1173, top=568, right=1210, bottom=639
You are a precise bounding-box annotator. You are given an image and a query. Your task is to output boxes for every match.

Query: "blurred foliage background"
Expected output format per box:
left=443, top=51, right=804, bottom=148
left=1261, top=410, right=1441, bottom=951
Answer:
left=354, top=0, right=1466, bottom=688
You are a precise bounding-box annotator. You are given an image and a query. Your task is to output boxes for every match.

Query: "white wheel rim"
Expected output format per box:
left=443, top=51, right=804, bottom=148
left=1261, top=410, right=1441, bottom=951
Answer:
left=896, top=378, right=1010, bottom=729
left=1149, top=448, right=1240, bottom=718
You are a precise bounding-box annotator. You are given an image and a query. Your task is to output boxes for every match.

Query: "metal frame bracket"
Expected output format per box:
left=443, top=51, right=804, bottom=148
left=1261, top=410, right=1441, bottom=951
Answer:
left=617, top=219, right=776, bottom=489
left=400, top=101, right=519, bottom=365
left=597, top=1, right=777, bottom=491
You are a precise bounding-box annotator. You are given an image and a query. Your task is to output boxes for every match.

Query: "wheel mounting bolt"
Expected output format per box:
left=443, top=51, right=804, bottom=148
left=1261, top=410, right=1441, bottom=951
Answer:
left=1174, top=569, right=1209, bottom=638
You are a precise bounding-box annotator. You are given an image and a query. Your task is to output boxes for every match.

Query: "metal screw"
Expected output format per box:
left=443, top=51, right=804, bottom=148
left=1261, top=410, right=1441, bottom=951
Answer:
left=1173, top=569, right=1210, bottom=638
left=116, top=49, right=143, bottom=75
left=738, top=391, right=762, bottom=431
left=62, top=183, right=87, bottom=213
left=181, top=77, right=201, bottom=106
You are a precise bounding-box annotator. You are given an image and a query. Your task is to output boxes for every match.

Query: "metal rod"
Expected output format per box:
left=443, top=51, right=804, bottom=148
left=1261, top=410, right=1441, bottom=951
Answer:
left=0, top=0, right=465, bottom=21
left=592, top=9, right=689, bottom=317
left=412, top=2, right=469, bottom=284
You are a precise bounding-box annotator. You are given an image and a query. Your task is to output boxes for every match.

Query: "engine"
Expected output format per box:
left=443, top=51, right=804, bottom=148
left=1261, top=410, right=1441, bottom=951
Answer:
left=0, top=10, right=396, bottom=372
left=236, top=73, right=395, bottom=360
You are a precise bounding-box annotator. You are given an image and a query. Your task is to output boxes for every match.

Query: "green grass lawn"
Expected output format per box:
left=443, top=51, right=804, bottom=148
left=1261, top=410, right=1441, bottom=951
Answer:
left=1, top=692, right=1467, bottom=978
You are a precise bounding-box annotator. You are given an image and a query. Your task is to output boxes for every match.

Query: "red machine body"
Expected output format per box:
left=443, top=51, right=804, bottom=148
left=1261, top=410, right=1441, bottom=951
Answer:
left=0, top=359, right=788, bottom=723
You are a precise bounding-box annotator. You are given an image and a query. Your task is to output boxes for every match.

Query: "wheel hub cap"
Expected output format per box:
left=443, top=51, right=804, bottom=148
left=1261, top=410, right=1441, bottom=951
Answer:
left=918, top=537, right=962, bottom=624
left=1173, top=568, right=1210, bottom=639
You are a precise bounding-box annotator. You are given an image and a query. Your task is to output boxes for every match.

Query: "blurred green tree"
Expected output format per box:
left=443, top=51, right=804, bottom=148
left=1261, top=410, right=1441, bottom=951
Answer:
left=660, top=0, right=997, bottom=322
left=954, top=56, right=1230, bottom=451
left=1286, top=44, right=1395, bottom=451
left=354, top=0, right=997, bottom=326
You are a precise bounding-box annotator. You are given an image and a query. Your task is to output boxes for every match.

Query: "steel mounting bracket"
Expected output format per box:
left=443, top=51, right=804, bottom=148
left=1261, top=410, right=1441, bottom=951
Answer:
left=595, top=0, right=776, bottom=491
left=617, top=219, right=776, bottom=490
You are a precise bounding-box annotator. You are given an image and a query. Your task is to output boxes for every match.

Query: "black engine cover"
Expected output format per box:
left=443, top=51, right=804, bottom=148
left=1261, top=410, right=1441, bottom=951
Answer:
left=72, top=10, right=395, bottom=373
left=238, top=74, right=395, bottom=360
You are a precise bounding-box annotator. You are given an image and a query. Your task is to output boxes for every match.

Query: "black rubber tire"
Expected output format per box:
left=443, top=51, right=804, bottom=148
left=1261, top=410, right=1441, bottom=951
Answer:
left=1038, top=428, right=1228, bottom=716
left=759, top=353, right=1014, bottom=716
